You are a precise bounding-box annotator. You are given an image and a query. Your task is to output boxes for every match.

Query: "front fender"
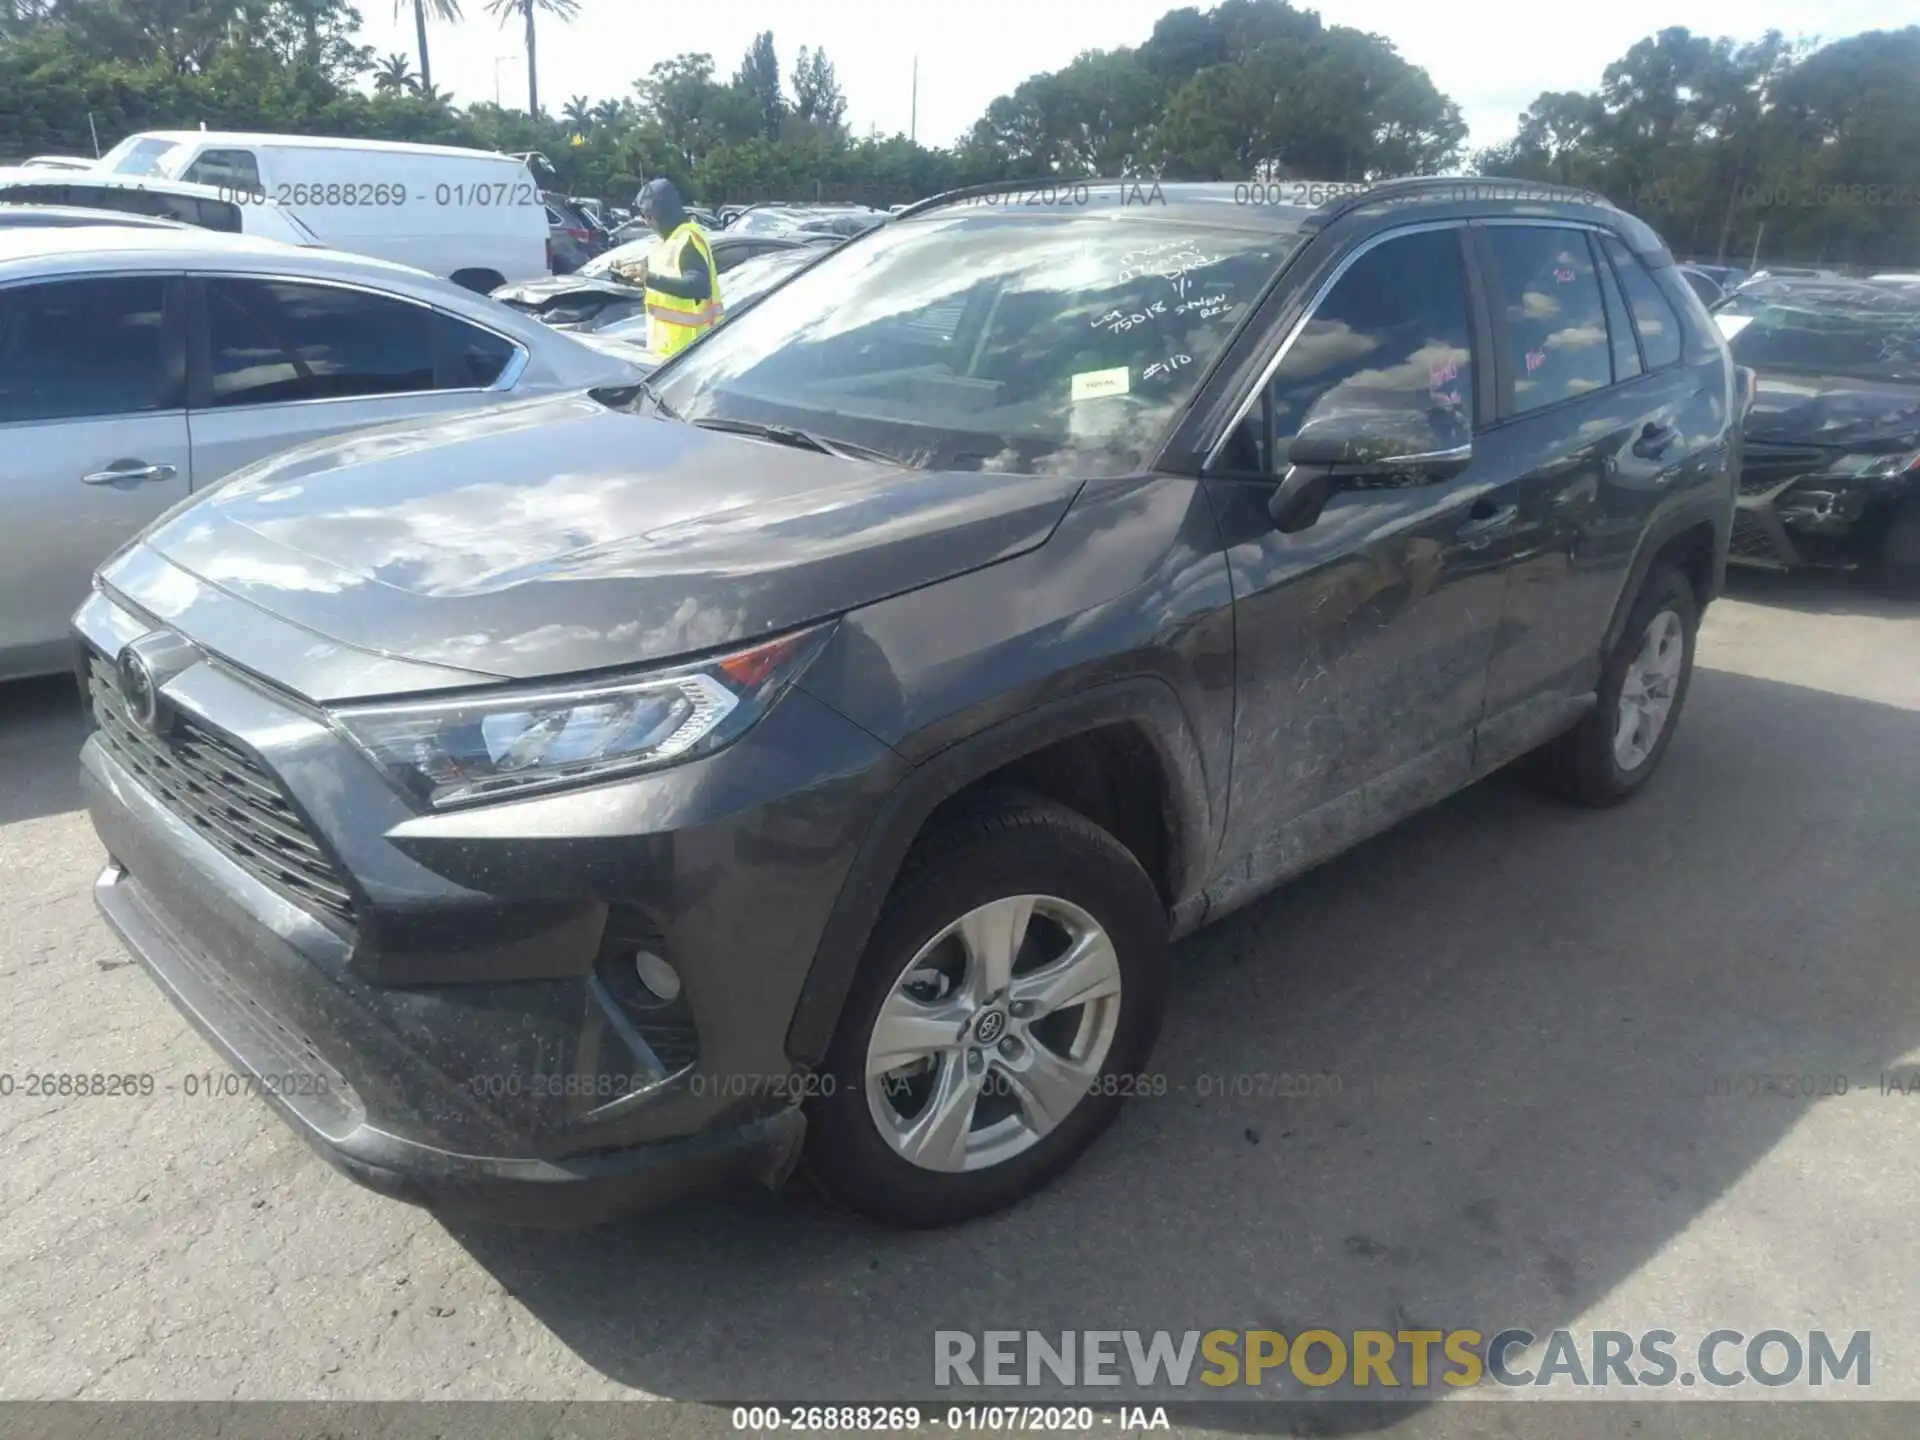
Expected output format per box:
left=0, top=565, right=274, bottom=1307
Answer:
left=782, top=677, right=1215, bottom=1067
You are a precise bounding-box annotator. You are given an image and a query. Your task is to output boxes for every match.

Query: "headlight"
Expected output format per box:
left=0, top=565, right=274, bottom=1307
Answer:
left=331, top=624, right=833, bottom=808
left=1833, top=449, right=1920, bottom=478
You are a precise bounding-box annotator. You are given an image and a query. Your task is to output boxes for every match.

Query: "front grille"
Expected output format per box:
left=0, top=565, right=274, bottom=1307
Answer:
left=1729, top=511, right=1784, bottom=561
left=88, top=653, right=357, bottom=931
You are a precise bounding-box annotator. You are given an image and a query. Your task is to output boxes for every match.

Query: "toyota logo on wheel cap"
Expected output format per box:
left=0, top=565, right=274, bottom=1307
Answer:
left=973, top=1010, right=1008, bottom=1045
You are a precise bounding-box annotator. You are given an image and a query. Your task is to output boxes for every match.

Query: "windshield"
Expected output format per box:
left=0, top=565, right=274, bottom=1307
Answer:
left=98, top=137, right=182, bottom=178
left=1717, top=289, right=1920, bottom=382
left=649, top=211, right=1301, bottom=476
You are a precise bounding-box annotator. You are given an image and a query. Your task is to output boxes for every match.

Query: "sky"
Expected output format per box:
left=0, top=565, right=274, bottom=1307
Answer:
left=355, top=0, right=1920, bottom=152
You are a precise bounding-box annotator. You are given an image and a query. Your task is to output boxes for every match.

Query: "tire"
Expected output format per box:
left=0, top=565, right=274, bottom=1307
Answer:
left=804, top=791, right=1169, bottom=1227
left=1878, top=494, right=1920, bottom=593
left=1530, top=564, right=1699, bottom=807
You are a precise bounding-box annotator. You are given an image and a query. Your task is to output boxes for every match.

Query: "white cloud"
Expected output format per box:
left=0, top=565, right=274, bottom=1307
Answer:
left=356, top=0, right=1920, bottom=154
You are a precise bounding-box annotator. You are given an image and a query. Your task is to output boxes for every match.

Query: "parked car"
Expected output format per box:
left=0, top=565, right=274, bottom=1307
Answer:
left=722, top=204, right=818, bottom=237
left=0, top=205, right=187, bottom=230
left=0, top=227, right=645, bottom=682
left=1713, top=276, right=1920, bottom=584
left=544, top=199, right=595, bottom=275
left=76, top=177, right=1734, bottom=1230
left=493, top=232, right=823, bottom=330
left=0, top=169, right=317, bottom=247
left=542, top=192, right=609, bottom=264
left=795, top=209, right=888, bottom=239
left=95, top=131, right=549, bottom=290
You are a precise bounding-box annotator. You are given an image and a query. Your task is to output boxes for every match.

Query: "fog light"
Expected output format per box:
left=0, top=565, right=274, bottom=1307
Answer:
left=634, top=949, right=682, bottom=1003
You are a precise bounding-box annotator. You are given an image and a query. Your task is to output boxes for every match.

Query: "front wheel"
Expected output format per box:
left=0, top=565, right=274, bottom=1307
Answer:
left=804, top=793, right=1169, bottom=1227
left=1530, top=564, right=1699, bottom=807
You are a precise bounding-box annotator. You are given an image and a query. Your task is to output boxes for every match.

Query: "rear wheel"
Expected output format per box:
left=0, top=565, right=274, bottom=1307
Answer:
left=1530, top=565, right=1698, bottom=807
left=804, top=793, right=1169, bottom=1227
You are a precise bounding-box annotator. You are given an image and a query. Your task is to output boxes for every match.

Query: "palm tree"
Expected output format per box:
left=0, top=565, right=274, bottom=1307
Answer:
left=393, top=0, right=462, bottom=94
left=375, top=52, right=418, bottom=94
left=562, top=94, right=593, bottom=135
left=484, top=0, right=580, bottom=118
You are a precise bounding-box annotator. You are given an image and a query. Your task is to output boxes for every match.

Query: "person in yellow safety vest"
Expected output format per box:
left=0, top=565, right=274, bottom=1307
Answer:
left=633, top=177, right=722, bottom=358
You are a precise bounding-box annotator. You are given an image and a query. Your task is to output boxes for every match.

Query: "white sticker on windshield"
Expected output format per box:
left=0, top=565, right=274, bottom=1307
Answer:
left=1071, top=367, right=1131, bottom=401
left=1715, top=314, right=1755, bottom=340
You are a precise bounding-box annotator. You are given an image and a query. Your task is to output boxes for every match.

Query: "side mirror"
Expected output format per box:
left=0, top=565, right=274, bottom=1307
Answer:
left=1269, top=411, right=1472, bottom=532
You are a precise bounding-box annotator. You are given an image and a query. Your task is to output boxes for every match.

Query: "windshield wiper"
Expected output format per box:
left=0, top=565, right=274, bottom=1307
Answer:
left=690, top=416, right=903, bottom=465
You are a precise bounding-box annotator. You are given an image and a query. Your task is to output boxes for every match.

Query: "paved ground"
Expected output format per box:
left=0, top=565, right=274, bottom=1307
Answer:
left=0, top=568, right=1916, bottom=1434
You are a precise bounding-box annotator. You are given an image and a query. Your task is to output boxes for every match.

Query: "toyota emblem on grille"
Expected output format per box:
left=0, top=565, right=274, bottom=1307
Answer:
left=114, top=630, right=198, bottom=734
left=118, top=646, right=160, bottom=730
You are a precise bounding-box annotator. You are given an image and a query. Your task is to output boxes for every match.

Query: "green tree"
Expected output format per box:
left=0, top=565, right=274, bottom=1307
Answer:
left=373, top=49, right=414, bottom=92
left=560, top=92, right=589, bottom=133
left=789, top=44, right=845, bottom=137
left=482, top=0, right=576, bottom=117
left=733, top=28, right=782, bottom=140
left=392, top=0, right=458, bottom=93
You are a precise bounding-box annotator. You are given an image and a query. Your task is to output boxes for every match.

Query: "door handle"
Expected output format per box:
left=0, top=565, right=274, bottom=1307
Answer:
left=1455, top=502, right=1518, bottom=543
left=1632, top=423, right=1678, bottom=460
left=82, top=461, right=178, bottom=486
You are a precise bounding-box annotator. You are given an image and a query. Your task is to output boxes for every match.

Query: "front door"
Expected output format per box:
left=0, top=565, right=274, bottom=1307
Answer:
left=0, top=275, right=191, bottom=677
left=184, top=275, right=506, bottom=481
left=1200, top=224, right=1521, bottom=913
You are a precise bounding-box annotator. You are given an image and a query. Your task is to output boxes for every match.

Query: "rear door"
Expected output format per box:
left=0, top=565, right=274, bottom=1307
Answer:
left=1202, top=223, right=1518, bottom=879
left=1469, top=222, right=1713, bottom=767
left=184, top=275, right=525, bottom=481
left=0, top=274, right=190, bottom=674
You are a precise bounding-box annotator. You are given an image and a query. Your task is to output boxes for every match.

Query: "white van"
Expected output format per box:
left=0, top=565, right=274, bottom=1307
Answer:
left=96, top=131, right=549, bottom=290
left=0, top=169, right=317, bottom=247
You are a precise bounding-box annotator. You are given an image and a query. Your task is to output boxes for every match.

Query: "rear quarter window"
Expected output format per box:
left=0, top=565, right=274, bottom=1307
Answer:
left=1602, top=235, right=1684, bottom=368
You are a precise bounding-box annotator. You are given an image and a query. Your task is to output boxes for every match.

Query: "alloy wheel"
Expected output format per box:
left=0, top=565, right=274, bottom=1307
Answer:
left=863, top=894, right=1124, bottom=1173
left=1613, top=608, right=1685, bottom=771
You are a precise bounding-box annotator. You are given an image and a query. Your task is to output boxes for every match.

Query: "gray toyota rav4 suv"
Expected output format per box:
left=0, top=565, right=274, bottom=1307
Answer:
left=77, top=179, right=1738, bottom=1228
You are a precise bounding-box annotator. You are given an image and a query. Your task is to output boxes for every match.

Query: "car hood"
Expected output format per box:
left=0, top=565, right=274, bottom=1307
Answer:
left=1746, top=371, right=1920, bottom=451
left=568, top=332, right=661, bottom=370
left=120, top=394, right=1082, bottom=692
left=493, top=274, right=642, bottom=306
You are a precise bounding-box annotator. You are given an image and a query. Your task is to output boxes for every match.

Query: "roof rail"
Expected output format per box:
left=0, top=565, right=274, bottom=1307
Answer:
left=1302, top=174, right=1609, bottom=232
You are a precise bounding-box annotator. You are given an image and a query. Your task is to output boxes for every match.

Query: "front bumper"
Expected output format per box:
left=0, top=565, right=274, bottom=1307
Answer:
left=76, top=588, right=905, bottom=1227
left=1731, top=466, right=1905, bottom=569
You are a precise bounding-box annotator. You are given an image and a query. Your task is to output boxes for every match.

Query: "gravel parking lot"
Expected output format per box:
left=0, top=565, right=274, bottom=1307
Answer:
left=1, top=571, right=1916, bottom=1427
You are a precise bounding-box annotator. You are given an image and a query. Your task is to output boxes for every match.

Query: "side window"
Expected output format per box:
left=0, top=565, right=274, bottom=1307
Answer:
left=1484, top=226, right=1613, bottom=414
left=1591, top=234, right=1642, bottom=383
left=1275, top=227, right=1474, bottom=451
left=1602, top=235, right=1683, bottom=369
left=187, top=197, right=243, bottom=233
left=0, top=183, right=65, bottom=206
left=1215, top=228, right=1473, bottom=475
left=205, top=279, right=435, bottom=407
left=181, top=149, right=261, bottom=195
left=0, top=277, right=170, bottom=423
left=432, top=311, right=518, bottom=389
